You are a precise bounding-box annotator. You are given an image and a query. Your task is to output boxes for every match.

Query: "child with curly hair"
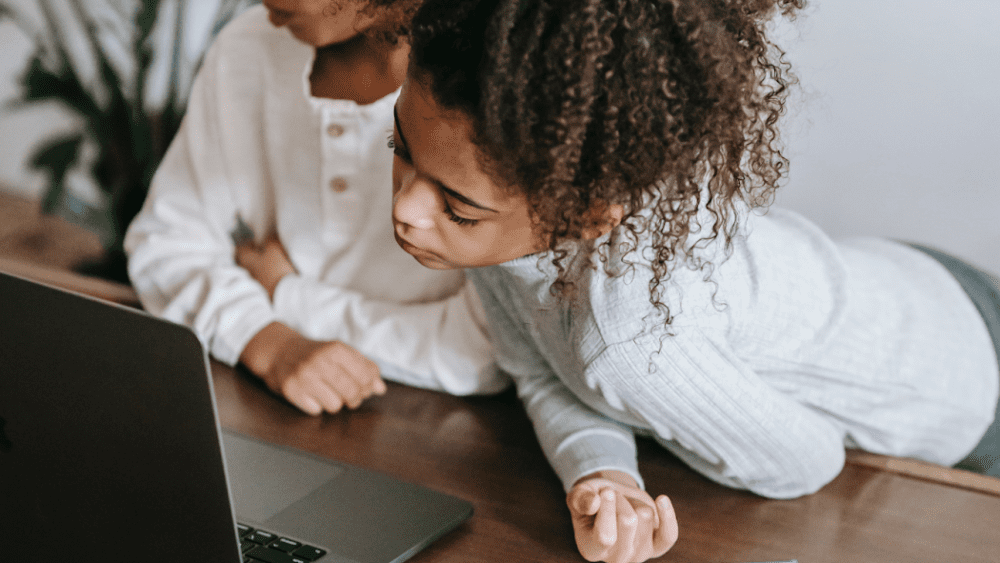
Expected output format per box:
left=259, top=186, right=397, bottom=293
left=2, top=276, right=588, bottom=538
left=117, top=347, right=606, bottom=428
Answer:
left=389, top=0, right=1000, bottom=560
left=125, top=0, right=506, bottom=417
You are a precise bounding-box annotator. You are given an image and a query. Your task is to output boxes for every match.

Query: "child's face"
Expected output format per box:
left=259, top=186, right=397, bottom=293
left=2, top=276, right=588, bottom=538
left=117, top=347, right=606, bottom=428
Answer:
left=263, top=0, right=376, bottom=47
left=391, top=79, right=544, bottom=270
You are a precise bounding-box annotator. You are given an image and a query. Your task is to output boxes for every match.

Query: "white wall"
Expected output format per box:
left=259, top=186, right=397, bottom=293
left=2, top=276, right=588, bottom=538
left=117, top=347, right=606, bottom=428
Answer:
left=0, top=0, right=246, bottom=203
left=0, top=17, right=78, bottom=200
left=772, top=0, right=1000, bottom=272
left=3, top=1, right=999, bottom=271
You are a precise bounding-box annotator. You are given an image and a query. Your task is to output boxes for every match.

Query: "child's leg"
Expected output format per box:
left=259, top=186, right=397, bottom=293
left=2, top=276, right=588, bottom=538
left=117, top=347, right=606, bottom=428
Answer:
left=906, top=243, right=1000, bottom=477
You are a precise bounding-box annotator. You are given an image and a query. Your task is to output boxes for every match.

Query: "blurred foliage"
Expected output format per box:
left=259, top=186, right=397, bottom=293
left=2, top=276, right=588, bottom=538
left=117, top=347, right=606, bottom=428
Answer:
left=0, top=0, right=253, bottom=281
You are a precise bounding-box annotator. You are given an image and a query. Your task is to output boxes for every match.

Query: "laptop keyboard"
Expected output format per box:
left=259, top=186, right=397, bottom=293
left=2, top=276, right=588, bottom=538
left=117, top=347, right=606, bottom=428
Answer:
left=238, top=523, right=327, bottom=563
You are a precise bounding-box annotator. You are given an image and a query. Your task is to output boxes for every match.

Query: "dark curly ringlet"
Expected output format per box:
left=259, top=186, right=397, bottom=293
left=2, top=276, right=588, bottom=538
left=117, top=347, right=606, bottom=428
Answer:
left=410, top=0, right=804, bottom=322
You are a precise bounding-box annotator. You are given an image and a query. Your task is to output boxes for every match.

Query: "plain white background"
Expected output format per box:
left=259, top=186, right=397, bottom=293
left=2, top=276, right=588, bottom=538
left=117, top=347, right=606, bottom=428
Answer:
left=2, top=0, right=999, bottom=271
left=770, top=1, right=1000, bottom=272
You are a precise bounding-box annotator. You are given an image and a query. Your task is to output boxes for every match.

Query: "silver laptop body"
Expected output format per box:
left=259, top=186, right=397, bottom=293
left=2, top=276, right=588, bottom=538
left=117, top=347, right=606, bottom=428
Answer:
left=0, top=270, right=472, bottom=563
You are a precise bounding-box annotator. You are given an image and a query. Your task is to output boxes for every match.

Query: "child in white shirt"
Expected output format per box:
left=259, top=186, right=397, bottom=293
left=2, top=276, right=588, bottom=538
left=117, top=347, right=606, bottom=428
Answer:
left=125, top=1, right=505, bottom=416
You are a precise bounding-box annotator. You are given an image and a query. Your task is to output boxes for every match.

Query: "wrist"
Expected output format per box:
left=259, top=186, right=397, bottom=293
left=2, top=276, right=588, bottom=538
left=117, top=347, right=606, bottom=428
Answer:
left=239, top=322, right=299, bottom=377
left=575, top=470, right=640, bottom=490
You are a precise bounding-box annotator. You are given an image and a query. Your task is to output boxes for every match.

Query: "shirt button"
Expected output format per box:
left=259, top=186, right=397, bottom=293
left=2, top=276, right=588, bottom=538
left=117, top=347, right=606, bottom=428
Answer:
left=329, top=177, right=349, bottom=193
left=326, top=123, right=345, bottom=137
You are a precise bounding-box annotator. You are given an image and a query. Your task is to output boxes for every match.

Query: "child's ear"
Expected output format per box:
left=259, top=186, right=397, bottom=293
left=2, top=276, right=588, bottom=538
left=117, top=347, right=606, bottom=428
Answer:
left=580, top=202, right=624, bottom=240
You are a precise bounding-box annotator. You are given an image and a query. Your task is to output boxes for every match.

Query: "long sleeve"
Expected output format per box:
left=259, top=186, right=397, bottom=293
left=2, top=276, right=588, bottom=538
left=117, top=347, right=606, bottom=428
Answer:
left=574, top=237, right=848, bottom=499
left=469, top=269, right=642, bottom=491
left=515, top=371, right=644, bottom=492
left=124, top=24, right=276, bottom=366
left=594, top=327, right=846, bottom=499
left=126, top=8, right=503, bottom=395
left=272, top=275, right=505, bottom=394
left=484, top=282, right=845, bottom=497
left=470, top=205, right=997, bottom=501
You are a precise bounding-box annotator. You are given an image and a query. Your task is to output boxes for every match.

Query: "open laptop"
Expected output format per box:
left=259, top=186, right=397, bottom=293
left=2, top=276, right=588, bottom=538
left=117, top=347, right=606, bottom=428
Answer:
left=0, top=270, right=473, bottom=563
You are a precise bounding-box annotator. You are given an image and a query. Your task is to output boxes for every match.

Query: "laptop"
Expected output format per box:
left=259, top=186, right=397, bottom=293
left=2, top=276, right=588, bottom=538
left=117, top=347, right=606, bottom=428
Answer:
left=0, top=270, right=473, bottom=563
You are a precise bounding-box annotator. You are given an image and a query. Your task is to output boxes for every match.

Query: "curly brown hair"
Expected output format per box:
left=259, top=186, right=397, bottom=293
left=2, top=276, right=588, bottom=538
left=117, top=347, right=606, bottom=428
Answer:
left=410, top=0, right=804, bottom=321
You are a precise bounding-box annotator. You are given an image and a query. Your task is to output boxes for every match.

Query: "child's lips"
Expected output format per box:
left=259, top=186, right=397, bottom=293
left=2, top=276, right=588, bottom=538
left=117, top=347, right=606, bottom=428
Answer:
left=394, top=231, right=425, bottom=256
left=394, top=231, right=446, bottom=264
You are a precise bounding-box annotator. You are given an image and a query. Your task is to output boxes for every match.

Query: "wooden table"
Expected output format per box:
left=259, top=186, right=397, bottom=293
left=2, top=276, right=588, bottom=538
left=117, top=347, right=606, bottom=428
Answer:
left=212, top=362, right=1000, bottom=563
left=6, top=188, right=996, bottom=561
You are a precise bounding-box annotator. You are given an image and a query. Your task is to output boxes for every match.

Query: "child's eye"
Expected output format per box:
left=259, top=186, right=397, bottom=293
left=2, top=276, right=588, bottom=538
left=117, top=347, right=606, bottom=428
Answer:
left=445, top=206, right=479, bottom=227
left=386, top=133, right=395, bottom=149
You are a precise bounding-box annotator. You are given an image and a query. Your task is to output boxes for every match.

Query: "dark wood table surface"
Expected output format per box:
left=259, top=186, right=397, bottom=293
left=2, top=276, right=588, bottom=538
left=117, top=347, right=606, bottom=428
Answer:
left=6, top=188, right=997, bottom=561
left=211, top=362, right=1000, bottom=563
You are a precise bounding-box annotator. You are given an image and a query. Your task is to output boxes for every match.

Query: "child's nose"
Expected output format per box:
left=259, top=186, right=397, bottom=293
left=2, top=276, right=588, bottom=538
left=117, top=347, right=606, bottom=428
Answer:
left=392, top=177, right=438, bottom=231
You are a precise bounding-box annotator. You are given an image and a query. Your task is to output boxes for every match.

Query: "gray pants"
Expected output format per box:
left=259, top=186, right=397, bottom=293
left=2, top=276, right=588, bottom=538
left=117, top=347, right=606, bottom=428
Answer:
left=908, top=243, right=1000, bottom=477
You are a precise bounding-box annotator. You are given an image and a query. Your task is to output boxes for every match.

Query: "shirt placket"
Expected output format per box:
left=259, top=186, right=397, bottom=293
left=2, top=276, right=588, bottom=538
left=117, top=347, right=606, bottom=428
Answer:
left=320, top=108, right=361, bottom=245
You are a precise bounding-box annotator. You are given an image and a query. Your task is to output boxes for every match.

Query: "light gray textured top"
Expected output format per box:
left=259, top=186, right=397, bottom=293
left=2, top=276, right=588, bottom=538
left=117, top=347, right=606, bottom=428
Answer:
left=467, top=206, right=998, bottom=498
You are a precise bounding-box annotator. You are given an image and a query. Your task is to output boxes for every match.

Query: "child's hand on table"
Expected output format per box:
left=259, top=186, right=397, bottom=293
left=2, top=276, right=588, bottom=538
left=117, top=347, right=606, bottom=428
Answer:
left=233, top=231, right=386, bottom=415
left=240, top=322, right=386, bottom=416
left=567, top=470, right=678, bottom=563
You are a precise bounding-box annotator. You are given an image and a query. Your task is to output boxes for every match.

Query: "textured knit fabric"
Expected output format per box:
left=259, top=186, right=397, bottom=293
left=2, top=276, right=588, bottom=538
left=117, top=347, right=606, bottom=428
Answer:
left=467, top=206, right=999, bottom=498
left=125, top=6, right=505, bottom=395
left=907, top=243, right=1000, bottom=477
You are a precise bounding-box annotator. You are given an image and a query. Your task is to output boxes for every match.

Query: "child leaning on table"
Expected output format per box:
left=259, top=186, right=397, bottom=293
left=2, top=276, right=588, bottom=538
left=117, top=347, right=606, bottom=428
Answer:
left=124, top=0, right=506, bottom=417
left=389, top=0, right=1000, bottom=561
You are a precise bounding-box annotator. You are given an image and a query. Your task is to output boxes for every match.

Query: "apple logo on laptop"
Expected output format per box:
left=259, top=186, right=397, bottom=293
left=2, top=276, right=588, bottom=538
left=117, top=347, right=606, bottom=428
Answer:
left=0, top=416, right=12, bottom=453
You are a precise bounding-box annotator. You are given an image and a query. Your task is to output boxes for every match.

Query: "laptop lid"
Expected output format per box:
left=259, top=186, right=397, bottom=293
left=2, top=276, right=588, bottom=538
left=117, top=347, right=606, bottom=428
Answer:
left=0, top=270, right=240, bottom=563
left=0, top=270, right=472, bottom=563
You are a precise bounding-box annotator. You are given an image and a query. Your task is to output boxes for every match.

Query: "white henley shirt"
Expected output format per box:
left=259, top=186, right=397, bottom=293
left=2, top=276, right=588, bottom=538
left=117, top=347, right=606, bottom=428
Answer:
left=125, top=6, right=505, bottom=395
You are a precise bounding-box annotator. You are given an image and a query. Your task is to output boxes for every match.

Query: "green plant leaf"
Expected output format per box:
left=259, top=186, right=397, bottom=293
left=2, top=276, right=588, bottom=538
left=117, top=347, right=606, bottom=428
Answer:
left=20, top=54, right=98, bottom=115
left=20, top=55, right=67, bottom=100
left=29, top=133, right=85, bottom=213
left=7, top=0, right=253, bottom=259
left=29, top=133, right=84, bottom=173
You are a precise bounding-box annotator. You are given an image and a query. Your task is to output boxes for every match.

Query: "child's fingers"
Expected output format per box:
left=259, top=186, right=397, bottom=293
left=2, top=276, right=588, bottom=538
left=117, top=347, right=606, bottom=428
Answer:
left=613, top=491, right=640, bottom=563
left=318, top=367, right=365, bottom=410
left=334, top=343, right=385, bottom=395
left=594, top=489, right=618, bottom=547
left=635, top=504, right=653, bottom=523
left=289, top=370, right=345, bottom=414
left=280, top=377, right=323, bottom=416
left=569, top=486, right=601, bottom=516
left=650, top=495, right=679, bottom=554
left=309, top=380, right=347, bottom=413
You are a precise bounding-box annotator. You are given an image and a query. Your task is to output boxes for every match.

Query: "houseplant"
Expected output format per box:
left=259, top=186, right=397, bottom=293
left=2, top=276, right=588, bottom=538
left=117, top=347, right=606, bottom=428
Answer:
left=0, top=0, right=252, bottom=282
